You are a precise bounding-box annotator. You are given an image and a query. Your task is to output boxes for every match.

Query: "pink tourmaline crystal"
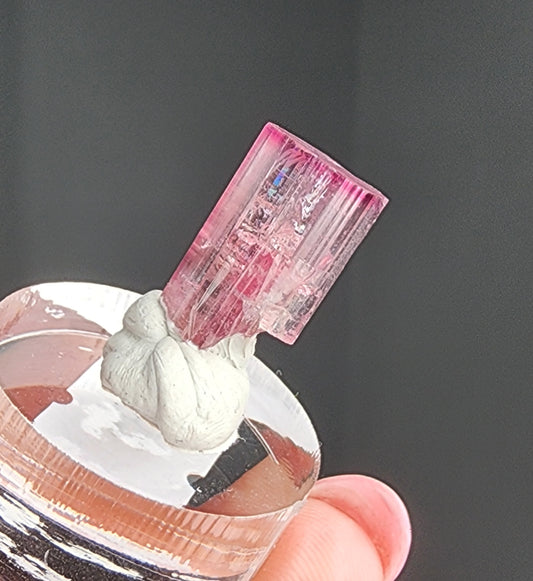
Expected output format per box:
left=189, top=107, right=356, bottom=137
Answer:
left=162, top=123, right=388, bottom=348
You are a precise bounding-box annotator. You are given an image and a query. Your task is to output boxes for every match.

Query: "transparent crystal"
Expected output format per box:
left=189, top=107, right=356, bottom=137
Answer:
left=162, top=122, right=388, bottom=348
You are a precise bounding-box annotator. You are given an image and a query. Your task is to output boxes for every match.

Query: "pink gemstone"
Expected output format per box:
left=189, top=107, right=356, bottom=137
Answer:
left=162, top=123, right=388, bottom=348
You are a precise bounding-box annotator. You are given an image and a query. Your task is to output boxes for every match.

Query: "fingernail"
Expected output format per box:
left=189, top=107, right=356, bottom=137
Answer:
left=311, top=475, right=411, bottom=581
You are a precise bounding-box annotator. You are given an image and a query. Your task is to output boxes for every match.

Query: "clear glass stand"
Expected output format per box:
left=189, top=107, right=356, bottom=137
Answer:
left=0, top=282, right=320, bottom=580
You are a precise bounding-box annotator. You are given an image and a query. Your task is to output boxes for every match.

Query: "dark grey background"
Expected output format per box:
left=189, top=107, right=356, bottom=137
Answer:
left=2, top=2, right=532, bottom=579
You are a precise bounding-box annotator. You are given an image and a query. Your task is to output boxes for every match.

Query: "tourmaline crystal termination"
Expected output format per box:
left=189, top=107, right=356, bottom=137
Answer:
left=162, top=123, right=388, bottom=349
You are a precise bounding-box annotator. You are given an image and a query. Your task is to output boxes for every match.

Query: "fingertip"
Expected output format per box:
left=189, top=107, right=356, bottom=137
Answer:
left=253, top=497, right=384, bottom=581
left=311, top=475, right=411, bottom=581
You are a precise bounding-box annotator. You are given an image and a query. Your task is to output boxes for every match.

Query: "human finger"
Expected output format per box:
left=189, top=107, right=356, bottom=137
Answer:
left=253, top=474, right=410, bottom=580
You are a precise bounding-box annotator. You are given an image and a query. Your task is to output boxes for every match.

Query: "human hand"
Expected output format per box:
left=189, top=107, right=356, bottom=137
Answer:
left=254, top=475, right=411, bottom=580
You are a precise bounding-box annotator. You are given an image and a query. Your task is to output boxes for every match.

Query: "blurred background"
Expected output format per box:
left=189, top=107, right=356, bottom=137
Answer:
left=1, top=2, right=532, bottom=579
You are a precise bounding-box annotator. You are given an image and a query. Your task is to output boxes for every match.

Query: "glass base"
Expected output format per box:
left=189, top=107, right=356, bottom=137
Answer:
left=0, top=283, right=320, bottom=580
